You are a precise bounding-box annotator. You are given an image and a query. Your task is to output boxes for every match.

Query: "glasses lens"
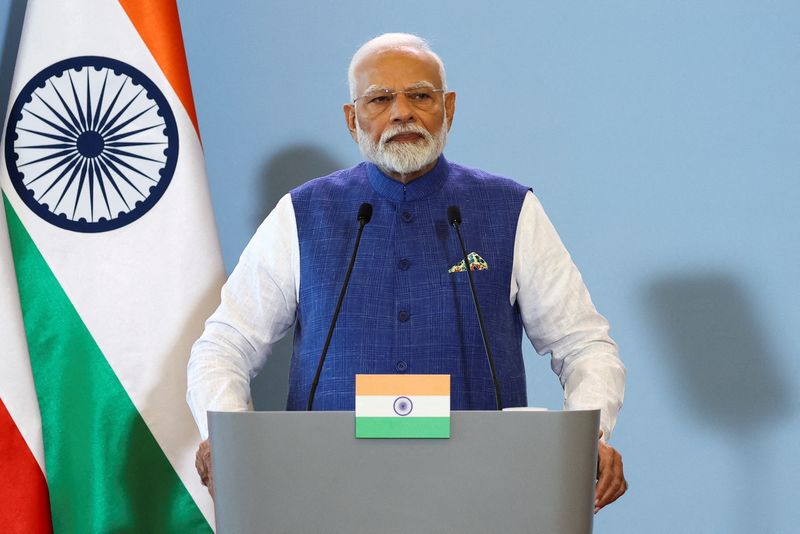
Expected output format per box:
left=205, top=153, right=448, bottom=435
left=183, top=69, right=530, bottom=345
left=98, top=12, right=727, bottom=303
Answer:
left=403, top=88, right=438, bottom=109
left=362, top=90, right=393, bottom=112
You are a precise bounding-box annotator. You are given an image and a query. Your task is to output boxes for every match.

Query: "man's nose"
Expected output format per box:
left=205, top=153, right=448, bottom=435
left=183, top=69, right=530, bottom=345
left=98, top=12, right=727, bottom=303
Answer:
left=389, top=93, right=415, bottom=123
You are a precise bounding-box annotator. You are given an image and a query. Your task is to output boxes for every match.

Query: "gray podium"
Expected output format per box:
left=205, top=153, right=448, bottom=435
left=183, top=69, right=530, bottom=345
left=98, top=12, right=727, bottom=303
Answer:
left=208, top=410, right=599, bottom=534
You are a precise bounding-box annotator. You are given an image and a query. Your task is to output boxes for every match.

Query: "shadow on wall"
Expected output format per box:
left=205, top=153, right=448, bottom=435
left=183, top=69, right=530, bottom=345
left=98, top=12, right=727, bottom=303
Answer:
left=643, top=273, right=793, bottom=531
left=0, top=0, right=27, bottom=122
left=250, top=144, right=346, bottom=410
left=643, top=273, right=791, bottom=430
left=251, top=144, right=347, bottom=226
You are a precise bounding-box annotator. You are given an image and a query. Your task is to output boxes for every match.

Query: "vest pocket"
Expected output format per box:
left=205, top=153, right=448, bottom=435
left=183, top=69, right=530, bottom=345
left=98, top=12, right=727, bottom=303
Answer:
left=440, top=269, right=490, bottom=287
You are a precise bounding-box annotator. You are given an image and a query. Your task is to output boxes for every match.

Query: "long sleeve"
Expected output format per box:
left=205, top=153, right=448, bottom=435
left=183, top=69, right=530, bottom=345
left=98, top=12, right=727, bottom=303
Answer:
left=186, top=194, right=300, bottom=439
left=511, top=191, right=625, bottom=440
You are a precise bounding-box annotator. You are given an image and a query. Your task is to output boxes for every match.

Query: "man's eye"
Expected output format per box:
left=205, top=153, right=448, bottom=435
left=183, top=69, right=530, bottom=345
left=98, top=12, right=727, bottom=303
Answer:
left=369, top=95, right=391, bottom=105
left=409, top=92, right=432, bottom=101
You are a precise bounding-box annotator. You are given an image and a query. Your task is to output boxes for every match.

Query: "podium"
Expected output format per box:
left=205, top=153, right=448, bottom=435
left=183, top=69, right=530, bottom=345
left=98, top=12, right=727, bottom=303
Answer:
left=208, top=410, right=599, bottom=533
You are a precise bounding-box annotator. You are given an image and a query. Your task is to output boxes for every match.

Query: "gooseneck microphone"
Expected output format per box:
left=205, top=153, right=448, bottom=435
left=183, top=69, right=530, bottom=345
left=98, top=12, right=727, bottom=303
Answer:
left=307, top=202, right=373, bottom=411
left=447, top=205, right=503, bottom=410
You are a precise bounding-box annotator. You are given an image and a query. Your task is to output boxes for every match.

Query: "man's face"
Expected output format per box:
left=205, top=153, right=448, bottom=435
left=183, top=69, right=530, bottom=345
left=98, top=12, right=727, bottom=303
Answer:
left=344, top=48, right=456, bottom=182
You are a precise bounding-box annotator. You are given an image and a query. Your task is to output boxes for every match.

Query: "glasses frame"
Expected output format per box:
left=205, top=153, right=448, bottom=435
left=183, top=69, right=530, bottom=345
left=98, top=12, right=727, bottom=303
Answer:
left=352, top=87, right=447, bottom=106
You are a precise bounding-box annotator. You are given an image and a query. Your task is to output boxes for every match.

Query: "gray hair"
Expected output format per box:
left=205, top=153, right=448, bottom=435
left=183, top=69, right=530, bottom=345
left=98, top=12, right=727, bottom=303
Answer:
left=348, top=33, right=447, bottom=100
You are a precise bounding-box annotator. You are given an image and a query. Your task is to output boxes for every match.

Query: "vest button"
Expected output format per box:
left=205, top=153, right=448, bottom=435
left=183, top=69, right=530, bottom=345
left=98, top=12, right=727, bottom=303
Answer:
left=401, top=211, right=414, bottom=222
left=395, top=360, right=408, bottom=372
left=398, top=310, right=410, bottom=322
left=398, top=258, right=410, bottom=271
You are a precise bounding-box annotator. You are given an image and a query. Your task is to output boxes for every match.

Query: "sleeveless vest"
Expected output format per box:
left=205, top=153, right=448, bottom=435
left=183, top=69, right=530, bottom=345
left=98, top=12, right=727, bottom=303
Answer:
left=288, top=156, right=530, bottom=410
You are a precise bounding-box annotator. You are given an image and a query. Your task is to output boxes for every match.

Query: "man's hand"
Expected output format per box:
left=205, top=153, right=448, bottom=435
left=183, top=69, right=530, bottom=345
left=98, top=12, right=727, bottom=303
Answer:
left=195, top=439, right=215, bottom=498
left=595, top=433, right=627, bottom=513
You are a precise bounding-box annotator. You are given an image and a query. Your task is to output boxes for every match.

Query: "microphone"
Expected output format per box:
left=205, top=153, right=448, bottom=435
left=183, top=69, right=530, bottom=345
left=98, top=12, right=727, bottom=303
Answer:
left=447, top=205, right=503, bottom=410
left=307, top=203, right=373, bottom=410
left=446, top=205, right=461, bottom=226
left=357, top=202, right=373, bottom=224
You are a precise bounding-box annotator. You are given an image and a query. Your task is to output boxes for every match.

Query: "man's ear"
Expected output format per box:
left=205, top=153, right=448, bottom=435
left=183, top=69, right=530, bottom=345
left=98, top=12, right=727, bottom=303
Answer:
left=445, top=91, right=456, bottom=130
left=343, top=104, right=358, bottom=142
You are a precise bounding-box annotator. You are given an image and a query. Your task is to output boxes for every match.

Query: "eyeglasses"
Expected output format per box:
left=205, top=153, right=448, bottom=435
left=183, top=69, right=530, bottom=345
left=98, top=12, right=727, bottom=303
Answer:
left=353, top=87, right=446, bottom=114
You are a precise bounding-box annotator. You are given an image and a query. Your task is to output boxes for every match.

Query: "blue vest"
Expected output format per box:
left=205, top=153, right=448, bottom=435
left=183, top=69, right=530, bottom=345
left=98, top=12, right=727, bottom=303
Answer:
left=288, top=156, right=530, bottom=410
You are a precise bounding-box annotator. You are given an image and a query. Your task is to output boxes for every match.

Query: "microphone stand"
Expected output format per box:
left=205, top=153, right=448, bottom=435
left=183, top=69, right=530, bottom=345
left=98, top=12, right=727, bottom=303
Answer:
left=307, top=204, right=372, bottom=411
left=448, top=206, right=502, bottom=410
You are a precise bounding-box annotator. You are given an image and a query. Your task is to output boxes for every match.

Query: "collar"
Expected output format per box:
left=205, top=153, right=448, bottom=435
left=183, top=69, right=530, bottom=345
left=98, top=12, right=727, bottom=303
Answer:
left=366, top=155, right=450, bottom=201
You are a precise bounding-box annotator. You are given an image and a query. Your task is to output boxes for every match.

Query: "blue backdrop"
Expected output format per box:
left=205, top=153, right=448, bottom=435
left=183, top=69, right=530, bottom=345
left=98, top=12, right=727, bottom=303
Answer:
left=2, top=1, right=798, bottom=532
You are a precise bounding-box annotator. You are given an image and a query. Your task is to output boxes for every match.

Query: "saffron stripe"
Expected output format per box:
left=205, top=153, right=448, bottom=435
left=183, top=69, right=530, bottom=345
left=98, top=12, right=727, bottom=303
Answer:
left=355, top=374, right=450, bottom=396
left=3, top=194, right=211, bottom=533
left=117, top=0, right=200, bottom=137
left=355, top=417, right=450, bottom=439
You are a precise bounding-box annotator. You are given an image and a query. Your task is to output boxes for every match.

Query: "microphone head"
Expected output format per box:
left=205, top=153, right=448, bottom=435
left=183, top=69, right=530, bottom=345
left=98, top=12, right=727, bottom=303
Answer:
left=357, top=203, right=373, bottom=224
left=447, top=205, right=462, bottom=226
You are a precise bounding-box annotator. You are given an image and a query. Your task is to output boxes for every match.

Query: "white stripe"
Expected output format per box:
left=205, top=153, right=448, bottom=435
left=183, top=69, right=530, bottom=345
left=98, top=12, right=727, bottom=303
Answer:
left=355, top=395, right=450, bottom=418
left=0, top=195, right=47, bottom=473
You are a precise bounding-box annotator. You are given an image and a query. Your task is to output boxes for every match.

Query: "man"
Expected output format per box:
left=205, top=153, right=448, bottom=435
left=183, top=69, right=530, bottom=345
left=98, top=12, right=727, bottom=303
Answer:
left=188, top=33, right=627, bottom=512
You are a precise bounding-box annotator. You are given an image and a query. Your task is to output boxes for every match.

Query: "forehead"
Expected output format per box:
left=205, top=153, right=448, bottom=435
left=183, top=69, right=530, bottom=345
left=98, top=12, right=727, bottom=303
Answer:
left=352, top=47, right=442, bottom=93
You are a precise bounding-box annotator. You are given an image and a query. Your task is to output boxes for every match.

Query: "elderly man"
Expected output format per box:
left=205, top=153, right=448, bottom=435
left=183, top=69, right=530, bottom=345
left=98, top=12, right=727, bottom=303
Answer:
left=189, top=33, right=627, bottom=512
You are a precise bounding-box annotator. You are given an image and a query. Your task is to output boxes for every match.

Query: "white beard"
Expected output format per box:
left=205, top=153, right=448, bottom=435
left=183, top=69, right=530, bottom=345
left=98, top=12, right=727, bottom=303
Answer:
left=356, top=118, right=447, bottom=176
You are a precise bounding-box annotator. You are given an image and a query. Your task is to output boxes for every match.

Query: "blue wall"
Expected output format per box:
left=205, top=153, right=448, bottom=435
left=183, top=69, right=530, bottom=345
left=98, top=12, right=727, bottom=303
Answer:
left=2, top=1, right=798, bottom=531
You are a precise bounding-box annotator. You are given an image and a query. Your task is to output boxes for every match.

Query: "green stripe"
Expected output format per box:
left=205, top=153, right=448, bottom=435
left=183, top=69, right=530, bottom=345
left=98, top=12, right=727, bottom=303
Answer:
left=3, top=194, right=211, bottom=533
left=356, top=417, right=450, bottom=438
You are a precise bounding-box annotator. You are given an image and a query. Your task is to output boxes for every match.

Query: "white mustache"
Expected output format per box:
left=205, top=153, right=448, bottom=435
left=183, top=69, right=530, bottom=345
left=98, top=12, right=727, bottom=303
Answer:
left=379, top=124, right=433, bottom=146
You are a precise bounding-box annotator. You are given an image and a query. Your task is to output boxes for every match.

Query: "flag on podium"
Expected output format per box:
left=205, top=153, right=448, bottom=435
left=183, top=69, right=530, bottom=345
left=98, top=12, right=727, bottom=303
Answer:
left=355, top=375, right=451, bottom=438
left=0, top=1, right=224, bottom=531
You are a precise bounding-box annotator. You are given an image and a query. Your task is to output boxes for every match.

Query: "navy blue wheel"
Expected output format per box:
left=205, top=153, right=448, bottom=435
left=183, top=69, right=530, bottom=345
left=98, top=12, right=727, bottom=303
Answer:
left=4, top=56, right=178, bottom=232
left=393, top=396, right=413, bottom=416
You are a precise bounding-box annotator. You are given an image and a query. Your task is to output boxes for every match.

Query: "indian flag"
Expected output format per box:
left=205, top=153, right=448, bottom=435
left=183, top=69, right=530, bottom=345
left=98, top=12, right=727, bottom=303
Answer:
left=355, top=375, right=451, bottom=438
left=0, top=1, right=223, bottom=532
